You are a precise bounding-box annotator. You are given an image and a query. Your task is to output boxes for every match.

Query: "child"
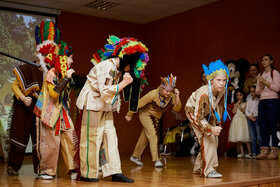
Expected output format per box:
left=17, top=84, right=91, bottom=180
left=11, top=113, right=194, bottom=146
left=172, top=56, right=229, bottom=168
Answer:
left=228, top=89, right=251, bottom=158
left=245, top=86, right=260, bottom=158
left=185, top=60, right=229, bottom=178
left=34, top=41, right=77, bottom=180
left=126, top=74, right=181, bottom=167
left=76, top=36, right=149, bottom=183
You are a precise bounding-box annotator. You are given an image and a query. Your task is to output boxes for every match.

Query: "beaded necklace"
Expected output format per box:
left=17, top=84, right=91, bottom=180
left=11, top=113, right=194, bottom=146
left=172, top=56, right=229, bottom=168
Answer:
left=159, top=92, right=165, bottom=107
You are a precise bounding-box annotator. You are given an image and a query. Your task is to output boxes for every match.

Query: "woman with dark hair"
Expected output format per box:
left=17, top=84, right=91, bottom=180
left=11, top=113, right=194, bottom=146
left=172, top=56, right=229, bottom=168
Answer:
left=256, top=54, right=280, bottom=160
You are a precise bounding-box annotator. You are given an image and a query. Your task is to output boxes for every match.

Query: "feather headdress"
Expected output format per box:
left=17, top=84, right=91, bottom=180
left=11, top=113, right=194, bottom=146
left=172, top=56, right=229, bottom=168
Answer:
left=160, top=73, right=177, bottom=90
left=91, top=35, right=149, bottom=80
left=35, top=21, right=60, bottom=75
left=202, top=60, right=230, bottom=123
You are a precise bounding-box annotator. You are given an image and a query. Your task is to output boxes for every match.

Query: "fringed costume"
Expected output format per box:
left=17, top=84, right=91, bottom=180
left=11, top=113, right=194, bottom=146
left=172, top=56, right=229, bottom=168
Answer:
left=127, top=74, right=181, bottom=163
left=7, top=63, right=43, bottom=175
left=33, top=21, right=77, bottom=179
left=76, top=35, right=149, bottom=182
left=185, top=60, right=229, bottom=178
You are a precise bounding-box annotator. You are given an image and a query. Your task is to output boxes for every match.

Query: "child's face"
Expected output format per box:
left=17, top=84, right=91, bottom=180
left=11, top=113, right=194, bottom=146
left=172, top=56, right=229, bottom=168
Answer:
left=249, top=66, right=258, bottom=78
left=250, top=87, right=256, bottom=98
left=236, top=92, right=243, bottom=101
left=211, top=74, right=227, bottom=93
left=160, top=88, right=172, bottom=98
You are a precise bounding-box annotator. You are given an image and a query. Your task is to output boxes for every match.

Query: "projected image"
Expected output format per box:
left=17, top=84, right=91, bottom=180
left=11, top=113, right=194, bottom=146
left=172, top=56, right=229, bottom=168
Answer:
left=0, top=9, right=55, bottom=159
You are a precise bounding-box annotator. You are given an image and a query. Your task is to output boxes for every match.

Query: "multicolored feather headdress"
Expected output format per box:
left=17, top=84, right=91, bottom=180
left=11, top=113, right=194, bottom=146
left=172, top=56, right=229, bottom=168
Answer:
left=91, top=35, right=149, bottom=80
left=35, top=21, right=60, bottom=74
left=160, top=74, right=177, bottom=91
left=91, top=35, right=149, bottom=112
left=54, top=41, right=73, bottom=78
left=202, top=60, right=230, bottom=123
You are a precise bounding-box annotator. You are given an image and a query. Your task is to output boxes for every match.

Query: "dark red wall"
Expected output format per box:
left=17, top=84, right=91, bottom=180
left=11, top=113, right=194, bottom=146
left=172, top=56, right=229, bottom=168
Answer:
left=57, top=0, right=280, bottom=154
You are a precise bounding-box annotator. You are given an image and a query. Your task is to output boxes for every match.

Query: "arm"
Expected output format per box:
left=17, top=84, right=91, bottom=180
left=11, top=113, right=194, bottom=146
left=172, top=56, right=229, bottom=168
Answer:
left=45, top=69, right=70, bottom=99
left=255, top=74, right=264, bottom=95
left=237, top=102, right=246, bottom=114
left=96, top=67, right=132, bottom=105
left=11, top=78, right=23, bottom=100
left=264, top=70, right=280, bottom=92
left=191, top=94, right=215, bottom=134
left=172, top=88, right=181, bottom=112
left=12, top=78, right=32, bottom=106
left=47, top=83, right=59, bottom=99
left=245, top=101, right=250, bottom=117
left=232, top=103, right=238, bottom=114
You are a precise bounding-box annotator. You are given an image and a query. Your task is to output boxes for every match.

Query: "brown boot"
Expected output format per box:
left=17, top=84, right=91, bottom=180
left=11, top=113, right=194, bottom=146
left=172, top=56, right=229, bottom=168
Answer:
left=256, top=146, right=269, bottom=160
left=267, top=147, right=279, bottom=160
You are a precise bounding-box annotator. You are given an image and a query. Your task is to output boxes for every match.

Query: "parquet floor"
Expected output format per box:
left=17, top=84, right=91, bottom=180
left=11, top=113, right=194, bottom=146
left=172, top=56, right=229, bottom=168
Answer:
left=0, top=154, right=280, bottom=187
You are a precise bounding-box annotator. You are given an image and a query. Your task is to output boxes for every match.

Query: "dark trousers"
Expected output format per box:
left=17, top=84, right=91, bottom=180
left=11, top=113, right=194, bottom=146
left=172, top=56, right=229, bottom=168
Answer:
left=247, top=118, right=261, bottom=155
left=258, top=99, right=279, bottom=147
left=8, top=97, right=39, bottom=173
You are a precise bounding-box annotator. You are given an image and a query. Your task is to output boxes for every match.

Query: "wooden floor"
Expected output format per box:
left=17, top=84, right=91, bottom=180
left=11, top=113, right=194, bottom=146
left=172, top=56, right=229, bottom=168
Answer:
left=1, top=154, right=280, bottom=187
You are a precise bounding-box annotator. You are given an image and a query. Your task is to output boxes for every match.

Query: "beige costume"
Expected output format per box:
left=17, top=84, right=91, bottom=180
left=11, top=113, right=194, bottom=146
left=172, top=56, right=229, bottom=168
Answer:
left=34, top=68, right=76, bottom=176
left=127, top=88, right=181, bottom=161
left=76, top=58, right=122, bottom=179
left=185, top=85, right=224, bottom=177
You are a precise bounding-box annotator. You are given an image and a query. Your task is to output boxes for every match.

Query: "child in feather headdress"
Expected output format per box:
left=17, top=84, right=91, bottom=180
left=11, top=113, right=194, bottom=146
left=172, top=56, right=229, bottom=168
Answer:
left=76, top=35, right=149, bottom=183
left=185, top=60, right=229, bottom=178
left=34, top=40, right=78, bottom=180
left=126, top=73, right=181, bottom=167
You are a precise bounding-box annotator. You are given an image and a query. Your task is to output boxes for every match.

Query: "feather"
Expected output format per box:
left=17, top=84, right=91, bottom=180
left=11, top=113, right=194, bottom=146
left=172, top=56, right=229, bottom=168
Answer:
left=109, top=35, right=120, bottom=44
left=35, top=26, right=40, bottom=45
left=103, top=51, right=113, bottom=57
left=202, top=64, right=209, bottom=76
left=215, top=111, right=221, bottom=123
left=223, top=110, right=228, bottom=122
left=105, top=44, right=114, bottom=51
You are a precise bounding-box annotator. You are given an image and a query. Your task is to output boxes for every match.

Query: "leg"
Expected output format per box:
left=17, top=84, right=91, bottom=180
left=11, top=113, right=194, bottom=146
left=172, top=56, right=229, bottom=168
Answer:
left=266, top=99, right=279, bottom=147
left=80, top=110, right=104, bottom=180
left=38, top=120, right=60, bottom=176
left=101, top=112, right=133, bottom=183
left=266, top=99, right=279, bottom=159
left=139, top=113, right=160, bottom=162
left=201, top=134, right=219, bottom=177
left=193, top=152, right=202, bottom=174
left=255, top=118, right=261, bottom=154
left=191, top=123, right=219, bottom=177
left=60, top=127, right=76, bottom=173
left=247, top=119, right=257, bottom=155
left=245, top=142, right=252, bottom=158
left=258, top=100, right=269, bottom=147
left=132, top=130, right=149, bottom=160
left=30, top=114, right=39, bottom=174
left=101, top=112, right=122, bottom=178
left=8, top=99, right=34, bottom=174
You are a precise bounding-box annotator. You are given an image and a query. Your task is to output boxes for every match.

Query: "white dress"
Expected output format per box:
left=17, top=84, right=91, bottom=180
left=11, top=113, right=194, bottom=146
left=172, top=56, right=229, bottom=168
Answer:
left=228, top=102, right=250, bottom=142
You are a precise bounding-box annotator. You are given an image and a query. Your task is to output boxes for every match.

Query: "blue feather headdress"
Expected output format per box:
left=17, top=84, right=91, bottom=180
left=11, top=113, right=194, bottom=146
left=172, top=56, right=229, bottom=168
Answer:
left=202, top=60, right=230, bottom=123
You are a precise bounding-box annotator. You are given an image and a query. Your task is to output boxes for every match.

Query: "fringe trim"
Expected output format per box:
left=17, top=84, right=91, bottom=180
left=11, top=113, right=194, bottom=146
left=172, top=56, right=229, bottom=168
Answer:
left=13, top=68, right=40, bottom=97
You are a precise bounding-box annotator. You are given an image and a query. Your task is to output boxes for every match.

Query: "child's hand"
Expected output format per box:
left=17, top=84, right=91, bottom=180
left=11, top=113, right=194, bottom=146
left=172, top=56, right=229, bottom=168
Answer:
left=123, top=72, right=133, bottom=86
left=211, top=126, right=222, bottom=136
left=20, top=95, right=32, bottom=106
left=125, top=115, right=132, bottom=122
left=174, top=88, right=180, bottom=97
left=66, top=69, right=75, bottom=79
